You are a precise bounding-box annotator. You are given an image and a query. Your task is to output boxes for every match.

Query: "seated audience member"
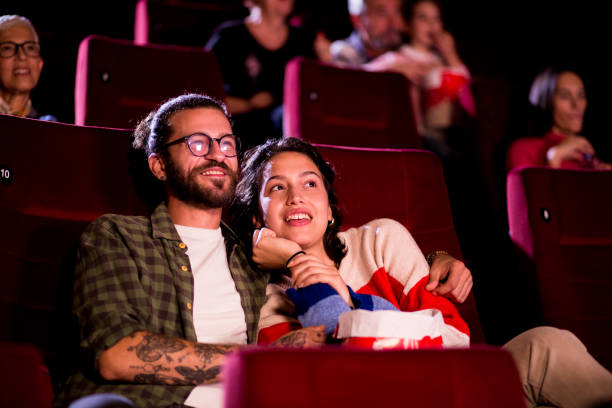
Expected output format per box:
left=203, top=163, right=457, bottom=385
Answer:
left=400, top=0, right=475, bottom=147
left=507, top=67, right=610, bottom=171
left=205, top=0, right=329, bottom=150
left=55, top=94, right=323, bottom=408
left=0, top=14, right=55, bottom=120
left=232, top=137, right=612, bottom=408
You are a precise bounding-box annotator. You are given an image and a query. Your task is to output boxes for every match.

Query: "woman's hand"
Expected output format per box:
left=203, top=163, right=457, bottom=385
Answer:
left=433, top=31, right=462, bottom=67
left=314, top=32, right=332, bottom=63
left=288, top=254, right=354, bottom=307
left=252, top=227, right=302, bottom=269
left=547, top=135, right=595, bottom=168
left=249, top=91, right=275, bottom=110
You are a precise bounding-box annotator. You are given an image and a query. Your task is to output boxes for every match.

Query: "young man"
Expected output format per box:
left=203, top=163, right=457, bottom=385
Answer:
left=56, top=94, right=326, bottom=407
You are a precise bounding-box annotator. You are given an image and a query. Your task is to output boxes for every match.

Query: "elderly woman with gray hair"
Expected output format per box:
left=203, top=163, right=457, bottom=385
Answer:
left=0, top=14, right=55, bottom=120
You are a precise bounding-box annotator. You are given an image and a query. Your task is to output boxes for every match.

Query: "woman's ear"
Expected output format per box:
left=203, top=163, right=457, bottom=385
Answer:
left=148, top=153, right=167, bottom=181
left=252, top=215, right=262, bottom=229
left=327, top=205, right=333, bottom=223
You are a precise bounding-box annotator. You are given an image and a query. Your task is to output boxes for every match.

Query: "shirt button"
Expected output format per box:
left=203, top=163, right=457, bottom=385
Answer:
left=179, top=242, right=186, bottom=249
left=186, top=302, right=192, bottom=310
left=181, top=265, right=188, bottom=272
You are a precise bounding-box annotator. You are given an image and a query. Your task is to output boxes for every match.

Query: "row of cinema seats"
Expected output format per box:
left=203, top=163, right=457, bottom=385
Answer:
left=1, top=113, right=528, bottom=407
left=74, top=36, right=422, bottom=151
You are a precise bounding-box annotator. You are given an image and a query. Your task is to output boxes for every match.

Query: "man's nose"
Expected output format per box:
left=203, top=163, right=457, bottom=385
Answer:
left=205, top=139, right=226, bottom=162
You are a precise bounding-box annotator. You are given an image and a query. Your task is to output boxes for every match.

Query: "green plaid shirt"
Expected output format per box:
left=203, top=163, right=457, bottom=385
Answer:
left=55, top=203, right=267, bottom=408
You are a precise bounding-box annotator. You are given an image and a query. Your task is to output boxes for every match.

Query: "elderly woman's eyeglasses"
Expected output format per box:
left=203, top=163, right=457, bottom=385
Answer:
left=162, top=133, right=241, bottom=158
left=0, top=41, right=41, bottom=58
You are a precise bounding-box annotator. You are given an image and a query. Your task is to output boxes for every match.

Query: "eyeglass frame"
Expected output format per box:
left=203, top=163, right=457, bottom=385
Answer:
left=162, top=133, right=241, bottom=158
left=0, top=41, right=41, bottom=58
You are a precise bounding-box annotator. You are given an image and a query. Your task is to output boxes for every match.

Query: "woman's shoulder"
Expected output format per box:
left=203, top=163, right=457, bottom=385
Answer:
left=339, top=218, right=408, bottom=241
left=212, top=19, right=247, bottom=35
left=206, top=19, right=249, bottom=48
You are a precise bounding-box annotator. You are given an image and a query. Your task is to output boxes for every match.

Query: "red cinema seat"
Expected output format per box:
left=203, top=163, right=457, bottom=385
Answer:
left=0, top=114, right=147, bottom=220
left=75, top=35, right=225, bottom=128
left=134, top=0, right=247, bottom=46
left=315, top=144, right=485, bottom=343
left=224, top=347, right=526, bottom=408
left=507, top=167, right=612, bottom=370
left=0, top=114, right=151, bottom=383
left=283, top=57, right=421, bottom=149
left=0, top=343, right=53, bottom=408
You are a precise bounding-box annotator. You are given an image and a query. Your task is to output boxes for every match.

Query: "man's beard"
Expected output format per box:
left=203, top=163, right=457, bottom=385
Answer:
left=369, top=31, right=402, bottom=51
left=164, top=158, right=238, bottom=209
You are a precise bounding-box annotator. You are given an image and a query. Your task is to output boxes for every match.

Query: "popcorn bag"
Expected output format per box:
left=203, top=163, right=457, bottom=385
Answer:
left=334, top=309, right=445, bottom=350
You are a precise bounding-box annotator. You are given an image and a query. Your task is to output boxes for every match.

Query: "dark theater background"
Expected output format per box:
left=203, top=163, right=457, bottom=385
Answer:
left=1, top=0, right=608, bottom=346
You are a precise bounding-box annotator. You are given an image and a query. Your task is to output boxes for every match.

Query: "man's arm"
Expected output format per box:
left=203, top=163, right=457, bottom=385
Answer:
left=98, top=327, right=326, bottom=385
left=98, top=331, right=234, bottom=385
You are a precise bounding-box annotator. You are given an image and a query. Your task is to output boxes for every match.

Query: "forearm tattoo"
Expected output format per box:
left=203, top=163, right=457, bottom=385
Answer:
left=276, top=331, right=307, bottom=347
left=127, top=333, right=232, bottom=385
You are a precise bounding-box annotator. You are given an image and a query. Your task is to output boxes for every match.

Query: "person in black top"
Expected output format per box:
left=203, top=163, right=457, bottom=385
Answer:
left=206, top=0, right=329, bottom=149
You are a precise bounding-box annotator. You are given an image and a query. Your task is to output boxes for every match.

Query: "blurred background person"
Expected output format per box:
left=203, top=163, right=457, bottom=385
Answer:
left=507, top=67, right=610, bottom=171
left=400, top=0, right=474, bottom=153
left=206, top=0, right=329, bottom=150
left=330, top=0, right=433, bottom=84
left=0, top=14, right=55, bottom=120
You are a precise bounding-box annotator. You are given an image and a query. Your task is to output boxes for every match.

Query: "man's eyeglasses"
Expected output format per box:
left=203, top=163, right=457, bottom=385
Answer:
left=0, top=41, right=41, bottom=58
left=162, top=133, right=241, bottom=158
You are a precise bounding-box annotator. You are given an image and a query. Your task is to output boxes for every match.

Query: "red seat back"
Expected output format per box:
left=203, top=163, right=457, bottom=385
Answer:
left=316, top=145, right=485, bottom=343
left=0, top=114, right=147, bottom=220
left=0, top=114, right=150, bottom=382
left=224, top=347, right=525, bottom=408
left=284, top=57, right=421, bottom=148
left=75, top=35, right=225, bottom=128
left=507, top=166, right=612, bottom=370
left=0, top=343, right=53, bottom=408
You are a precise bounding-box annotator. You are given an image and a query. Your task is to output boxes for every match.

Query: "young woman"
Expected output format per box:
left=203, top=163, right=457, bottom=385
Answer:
left=231, top=137, right=470, bottom=344
left=231, top=137, right=612, bottom=407
left=400, top=0, right=475, bottom=142
left=507, top=67, right=610, bottom=171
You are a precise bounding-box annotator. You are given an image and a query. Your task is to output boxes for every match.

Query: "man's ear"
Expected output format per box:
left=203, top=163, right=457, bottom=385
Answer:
left=148, top=153, right=167, bottom=181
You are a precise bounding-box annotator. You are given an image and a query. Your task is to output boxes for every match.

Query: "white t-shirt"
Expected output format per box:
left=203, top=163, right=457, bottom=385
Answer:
left=174, top=224, right=247, bottom=408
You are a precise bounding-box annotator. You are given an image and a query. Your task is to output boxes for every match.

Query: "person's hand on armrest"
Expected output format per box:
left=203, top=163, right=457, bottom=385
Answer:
left=425, top=251, right=473, bottom=303
left=226, top=92, right=275, bottom=115
left=364, top=51, right=434, bottom=84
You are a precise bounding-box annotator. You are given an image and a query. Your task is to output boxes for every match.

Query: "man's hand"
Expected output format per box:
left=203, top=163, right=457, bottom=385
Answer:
left=425, top=253, right=472, bottom=303
left=272, top=326, right=326, bottom=348
left=365, top=51, right=435, bottom=84
left=252, top=227, right=301, bottom=269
